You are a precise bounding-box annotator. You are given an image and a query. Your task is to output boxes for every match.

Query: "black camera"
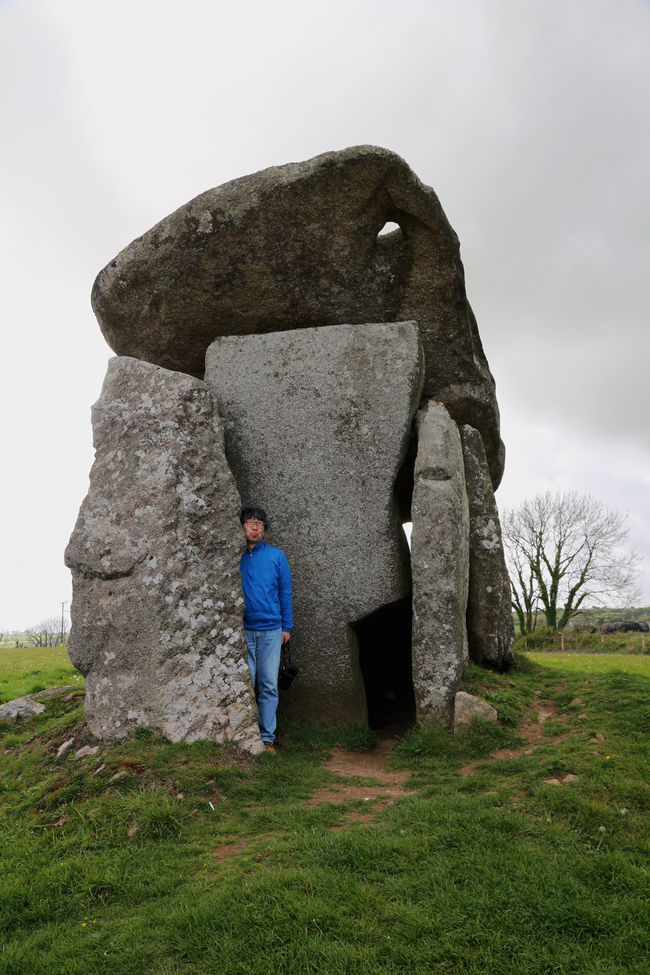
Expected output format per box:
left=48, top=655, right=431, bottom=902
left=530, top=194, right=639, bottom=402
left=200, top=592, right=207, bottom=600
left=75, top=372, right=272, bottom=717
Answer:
left=278, top=640, right=298, bottom=690
left=278, top=662, right=298, bottom=691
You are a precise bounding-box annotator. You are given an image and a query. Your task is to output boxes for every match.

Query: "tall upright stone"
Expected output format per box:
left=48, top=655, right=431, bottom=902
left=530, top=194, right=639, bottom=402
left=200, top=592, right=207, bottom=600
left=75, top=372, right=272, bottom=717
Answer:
left=460, top=424, right=515, bottom=670
left=65, top=357, right=263, bottom=754
left=91, top=146, right=504, bottom=488
left=411, top=401, right=469, bottom=726
left=205, top=321, right=424, bottom=723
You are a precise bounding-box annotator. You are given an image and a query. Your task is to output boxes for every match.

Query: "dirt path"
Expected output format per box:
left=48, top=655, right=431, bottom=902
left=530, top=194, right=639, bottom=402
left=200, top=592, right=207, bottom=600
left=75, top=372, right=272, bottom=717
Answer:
left=459, top=693, right=587, bottom=775
left=306, top=730, right=416, bottom=808
left=212, top=732, right=415, bottom=861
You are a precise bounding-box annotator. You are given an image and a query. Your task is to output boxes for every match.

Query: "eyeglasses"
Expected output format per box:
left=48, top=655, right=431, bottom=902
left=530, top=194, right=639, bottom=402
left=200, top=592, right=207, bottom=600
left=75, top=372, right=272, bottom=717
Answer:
left=244, top=520, right=265, bottom=528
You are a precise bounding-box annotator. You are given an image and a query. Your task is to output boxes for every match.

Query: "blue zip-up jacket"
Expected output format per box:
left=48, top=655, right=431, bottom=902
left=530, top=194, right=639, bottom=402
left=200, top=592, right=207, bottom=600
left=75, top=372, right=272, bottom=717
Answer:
left=240, top=540, right=294, bottom=631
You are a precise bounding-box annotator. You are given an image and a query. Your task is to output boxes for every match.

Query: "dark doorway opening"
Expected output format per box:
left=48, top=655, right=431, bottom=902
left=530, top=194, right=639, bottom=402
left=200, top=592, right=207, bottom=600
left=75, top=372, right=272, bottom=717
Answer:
left=354, top=595, right=415, bottom=732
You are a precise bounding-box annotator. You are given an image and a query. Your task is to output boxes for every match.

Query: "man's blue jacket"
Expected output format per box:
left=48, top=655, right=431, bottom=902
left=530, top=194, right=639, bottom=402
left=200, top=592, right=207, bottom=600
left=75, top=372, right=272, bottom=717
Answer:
left=240, top=541, right=294, bottom=632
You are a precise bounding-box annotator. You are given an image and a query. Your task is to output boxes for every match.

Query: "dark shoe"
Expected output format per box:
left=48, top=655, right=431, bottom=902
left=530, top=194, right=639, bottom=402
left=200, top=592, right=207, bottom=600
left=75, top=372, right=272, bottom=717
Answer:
left=263, top=742, right=276, bottom=753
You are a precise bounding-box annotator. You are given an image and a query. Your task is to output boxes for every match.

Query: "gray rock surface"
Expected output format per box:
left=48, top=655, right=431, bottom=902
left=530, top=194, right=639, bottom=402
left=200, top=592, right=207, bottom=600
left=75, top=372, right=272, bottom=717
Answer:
left=75, top=745, right=100, bottom=759
left=0, top=697, right=45, bottom=723
left=453, top=691, right=498, bottom=731
left=0, top=685, right=83, bottom=725
left=57, top=738, right=75, bottom=757
left=64, top=357, right=263, bottom=754
left=92, top=146, right=504, bottom=488
left=205, top=321, right=424, bottom=724
left=411, top=401, right=469, bottom=726
left=460, top=425, right=515, bottom=670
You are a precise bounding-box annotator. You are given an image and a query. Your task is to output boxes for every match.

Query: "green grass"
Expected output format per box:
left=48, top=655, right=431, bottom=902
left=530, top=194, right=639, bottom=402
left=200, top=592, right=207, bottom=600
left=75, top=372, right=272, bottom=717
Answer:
left=515, top=627, right=649, bottom=655
left=1, top=651, right=648, bottom=974
left=0, top=647, right=83, bottom=704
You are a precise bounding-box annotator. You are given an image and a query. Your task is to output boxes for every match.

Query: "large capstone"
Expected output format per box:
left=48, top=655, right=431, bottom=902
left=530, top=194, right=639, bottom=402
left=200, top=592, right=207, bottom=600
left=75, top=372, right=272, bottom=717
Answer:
left=205, top=321, right=424, bottom=724
left=460, top=424, right=515, bottom=670
left=411, top=401, right=469, bottom=726
left=92, top=146, right=504, bottom=488
left=64, top=357, right=263, bottom=754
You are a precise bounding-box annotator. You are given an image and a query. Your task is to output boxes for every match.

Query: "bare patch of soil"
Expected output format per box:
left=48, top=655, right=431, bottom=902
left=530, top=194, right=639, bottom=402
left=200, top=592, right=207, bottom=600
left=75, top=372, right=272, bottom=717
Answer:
left=330, top=809, right=381, bottom=830
left=307, top=733, right=416, bottom=807
left=212, top=839, right=250, bottom=862
left=211, top=832, right=275, bottom=863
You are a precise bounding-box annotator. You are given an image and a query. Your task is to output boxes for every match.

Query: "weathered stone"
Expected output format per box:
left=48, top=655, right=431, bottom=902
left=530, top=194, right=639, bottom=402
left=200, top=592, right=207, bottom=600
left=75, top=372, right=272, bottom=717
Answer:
left=205, top=322, right=424, bottom=724
left=0, top=685, right=81, bottom=726
left=453, top=691, right=497, bottom=731
left=57, top=738, right=75, bottom=757
left=460, top=424, right=514, bottom=670
left=92, top=146, right=504, bottom=488
left=75, top=745, right=99, bottom=759
left=0, top=697, right=45, bottom=723
left=64, top=357, right=263, bottom=754
left=411, top=401, right=469, bottom=726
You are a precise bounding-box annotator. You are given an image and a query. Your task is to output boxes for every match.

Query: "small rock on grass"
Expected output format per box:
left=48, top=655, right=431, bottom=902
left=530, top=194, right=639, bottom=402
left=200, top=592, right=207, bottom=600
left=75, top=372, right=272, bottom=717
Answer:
left=0, top=698, right=45, bottom=723
left=57, top=738, right=75, bottom=758
left=453, top=692, right=497, bottom=731
left=544, top=774, right=578, bottom=786
left=75, top=745, right=99, bottom=759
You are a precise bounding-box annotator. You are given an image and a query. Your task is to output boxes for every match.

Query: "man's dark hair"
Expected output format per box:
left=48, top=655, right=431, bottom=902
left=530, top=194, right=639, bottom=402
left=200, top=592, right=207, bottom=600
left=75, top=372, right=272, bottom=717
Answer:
left=240, top=506, right=268, bottom=528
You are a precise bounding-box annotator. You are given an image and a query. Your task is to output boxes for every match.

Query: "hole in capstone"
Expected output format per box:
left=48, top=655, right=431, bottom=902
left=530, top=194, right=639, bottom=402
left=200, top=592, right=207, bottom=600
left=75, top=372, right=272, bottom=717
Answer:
left=377, top=221, right=401, bottom=238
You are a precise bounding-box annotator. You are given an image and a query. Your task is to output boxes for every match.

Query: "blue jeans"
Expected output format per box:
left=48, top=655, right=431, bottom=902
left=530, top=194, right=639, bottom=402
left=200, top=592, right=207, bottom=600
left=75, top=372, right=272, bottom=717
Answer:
left=244, top=628, right=282, bottom=743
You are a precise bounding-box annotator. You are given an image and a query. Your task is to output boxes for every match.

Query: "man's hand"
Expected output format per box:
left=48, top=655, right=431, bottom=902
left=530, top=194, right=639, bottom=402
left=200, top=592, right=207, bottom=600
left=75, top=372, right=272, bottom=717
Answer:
left=281, top=631, right=291, bottom=645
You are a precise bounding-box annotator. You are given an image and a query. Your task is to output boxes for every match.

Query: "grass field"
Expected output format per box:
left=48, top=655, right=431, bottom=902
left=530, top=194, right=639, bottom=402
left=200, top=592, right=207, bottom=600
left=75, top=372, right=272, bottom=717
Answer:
left=0, top=647, right=82, bottom=704
left=1, top=650, right=648, bottom=974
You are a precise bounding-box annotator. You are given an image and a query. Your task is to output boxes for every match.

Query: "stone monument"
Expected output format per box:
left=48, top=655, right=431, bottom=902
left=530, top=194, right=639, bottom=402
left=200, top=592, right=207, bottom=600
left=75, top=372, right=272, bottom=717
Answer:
left=66, top=146, right=513, bottom=746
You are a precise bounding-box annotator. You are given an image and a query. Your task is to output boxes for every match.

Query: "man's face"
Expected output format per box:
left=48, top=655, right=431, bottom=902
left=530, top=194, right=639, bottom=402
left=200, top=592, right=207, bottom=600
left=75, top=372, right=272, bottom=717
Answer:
left=242, top=517, right=265, bottom=546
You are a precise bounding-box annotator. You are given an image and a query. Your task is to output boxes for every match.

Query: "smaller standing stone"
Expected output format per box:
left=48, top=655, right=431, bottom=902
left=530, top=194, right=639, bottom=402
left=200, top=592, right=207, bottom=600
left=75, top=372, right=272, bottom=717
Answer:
left=411, top=401, right=469, bottom=726
left=453, top=691, right=497, bottom=731
left=460, top=425, right=514, bottom=669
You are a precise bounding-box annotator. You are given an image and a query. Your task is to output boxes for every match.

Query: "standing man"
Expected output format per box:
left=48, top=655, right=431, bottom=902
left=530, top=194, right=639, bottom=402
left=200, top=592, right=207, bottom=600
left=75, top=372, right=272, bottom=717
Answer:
left=239, top=507, right=293, bottom=753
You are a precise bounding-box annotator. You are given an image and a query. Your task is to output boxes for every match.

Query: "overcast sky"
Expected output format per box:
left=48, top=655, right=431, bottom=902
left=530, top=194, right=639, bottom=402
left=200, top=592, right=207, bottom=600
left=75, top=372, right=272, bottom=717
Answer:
left=1, top=0, right=649, bottom=630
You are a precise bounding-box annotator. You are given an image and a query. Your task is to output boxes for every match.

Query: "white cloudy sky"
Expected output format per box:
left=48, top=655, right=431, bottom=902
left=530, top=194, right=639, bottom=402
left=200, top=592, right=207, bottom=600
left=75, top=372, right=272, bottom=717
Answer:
left=1, top=0, right=649, bottom=630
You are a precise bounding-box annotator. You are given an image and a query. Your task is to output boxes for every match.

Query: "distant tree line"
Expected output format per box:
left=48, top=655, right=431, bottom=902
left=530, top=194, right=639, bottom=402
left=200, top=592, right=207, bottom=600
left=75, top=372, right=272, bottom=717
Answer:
left=0, top=618, right=70, bottom=648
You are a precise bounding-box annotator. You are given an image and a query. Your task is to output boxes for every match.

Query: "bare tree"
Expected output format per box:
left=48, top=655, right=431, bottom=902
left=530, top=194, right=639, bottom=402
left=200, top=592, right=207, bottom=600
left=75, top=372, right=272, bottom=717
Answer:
left=502, top=491, right=641, bottom=632
left=26, top=618, right=63, bottom=648
left=502, top=527, right=540, bottom=636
